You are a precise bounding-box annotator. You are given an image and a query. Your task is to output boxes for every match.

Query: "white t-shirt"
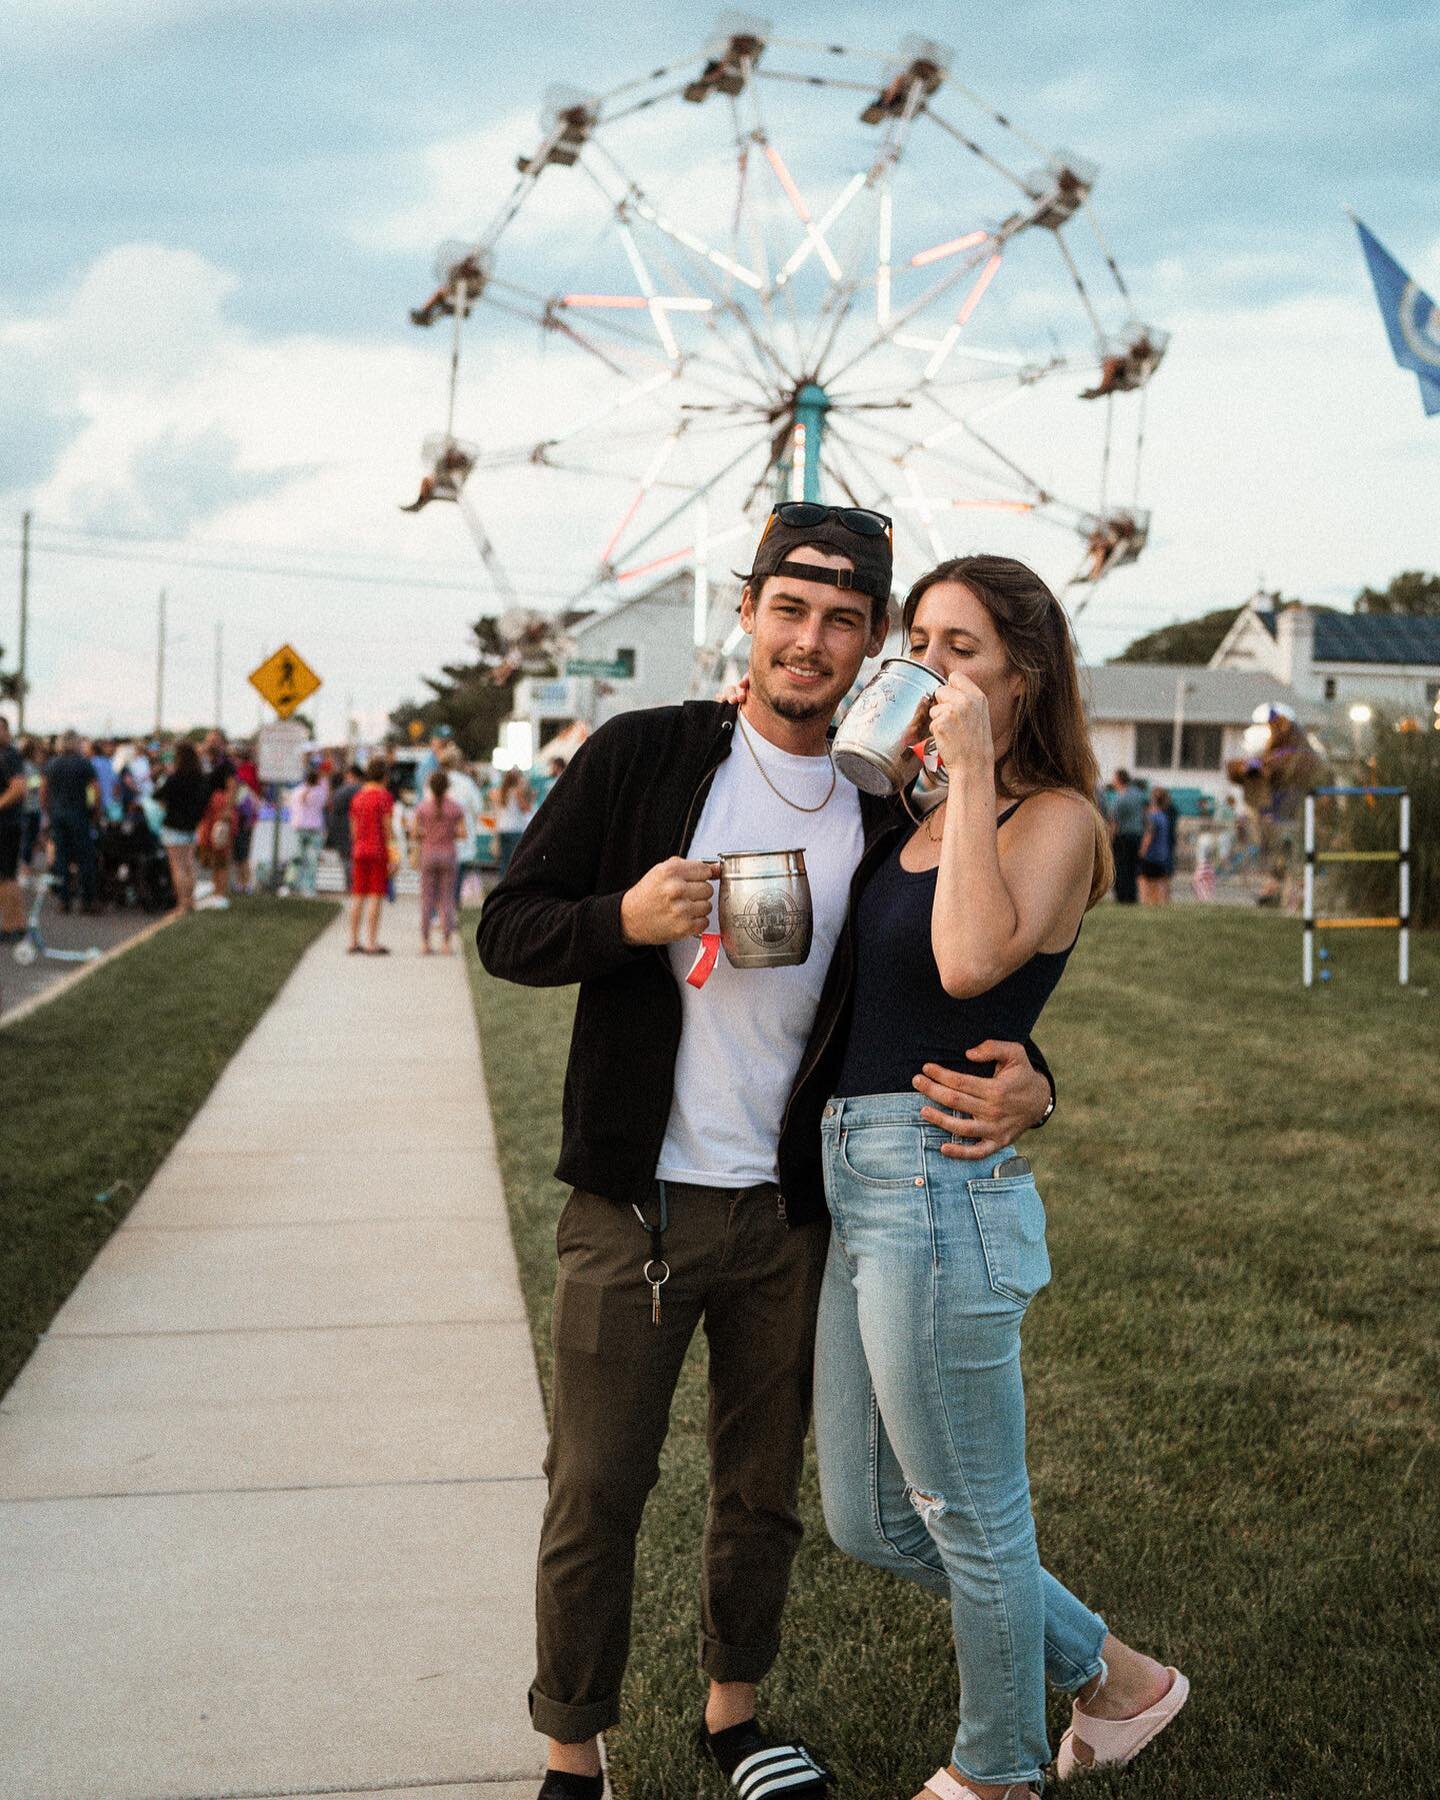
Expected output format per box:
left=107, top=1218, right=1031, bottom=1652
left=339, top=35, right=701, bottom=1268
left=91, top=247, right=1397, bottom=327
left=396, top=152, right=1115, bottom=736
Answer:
left=445, top=769, right=485, bottom=847
left=656, top=723, right=866, bottom=1188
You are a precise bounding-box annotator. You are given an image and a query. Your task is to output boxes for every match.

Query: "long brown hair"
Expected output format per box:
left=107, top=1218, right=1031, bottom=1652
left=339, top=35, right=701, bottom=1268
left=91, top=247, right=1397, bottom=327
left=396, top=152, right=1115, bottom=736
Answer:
left=902, top=554, right=1113, bottom=907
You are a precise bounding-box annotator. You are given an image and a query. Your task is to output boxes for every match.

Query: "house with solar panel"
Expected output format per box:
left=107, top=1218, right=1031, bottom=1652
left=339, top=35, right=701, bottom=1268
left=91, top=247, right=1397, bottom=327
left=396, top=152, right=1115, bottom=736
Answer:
left=1210, top=598, right=1440, bottom=722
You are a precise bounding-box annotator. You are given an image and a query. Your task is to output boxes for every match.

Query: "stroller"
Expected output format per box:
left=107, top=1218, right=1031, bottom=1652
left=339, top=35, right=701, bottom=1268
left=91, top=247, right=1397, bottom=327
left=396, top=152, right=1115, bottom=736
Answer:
left=98, top=802, right=174, bottom=913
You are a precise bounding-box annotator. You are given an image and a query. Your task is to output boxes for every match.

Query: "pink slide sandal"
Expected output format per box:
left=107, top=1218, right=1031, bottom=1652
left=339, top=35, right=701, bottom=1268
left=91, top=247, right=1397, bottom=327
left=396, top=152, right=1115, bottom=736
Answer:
left=1055, top=1667, right=1190, bottom=1779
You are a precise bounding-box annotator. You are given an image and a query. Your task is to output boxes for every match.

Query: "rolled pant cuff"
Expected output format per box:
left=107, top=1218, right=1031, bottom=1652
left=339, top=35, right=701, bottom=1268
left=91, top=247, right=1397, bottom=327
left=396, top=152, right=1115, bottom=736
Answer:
left=699, top=1631, right=780, bottom=1686
left=529, top=1683, right=617, bottom=1744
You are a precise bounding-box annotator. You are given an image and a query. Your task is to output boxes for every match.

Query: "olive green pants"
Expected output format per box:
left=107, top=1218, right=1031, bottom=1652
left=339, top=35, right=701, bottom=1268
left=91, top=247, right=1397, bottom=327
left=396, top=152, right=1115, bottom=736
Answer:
left=530, top=1181, right=829, bottom=1743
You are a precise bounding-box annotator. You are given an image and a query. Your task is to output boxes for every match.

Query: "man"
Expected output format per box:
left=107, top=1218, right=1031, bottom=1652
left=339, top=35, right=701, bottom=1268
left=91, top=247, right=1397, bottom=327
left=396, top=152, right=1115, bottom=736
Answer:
left=325, top=762, right=365, bottom=892
left=0, top=716, right=26, bottom=940
left=477, top=506, right=1056, bottom=1800
left=1108, top=767, right=1145, bottom=904
left=42, top=730, right=101, bottom=913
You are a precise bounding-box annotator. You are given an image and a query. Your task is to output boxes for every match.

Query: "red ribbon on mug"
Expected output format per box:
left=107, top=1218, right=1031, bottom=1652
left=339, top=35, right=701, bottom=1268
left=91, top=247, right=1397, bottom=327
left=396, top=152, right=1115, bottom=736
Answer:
left=686, top=932, right=721, bottom=988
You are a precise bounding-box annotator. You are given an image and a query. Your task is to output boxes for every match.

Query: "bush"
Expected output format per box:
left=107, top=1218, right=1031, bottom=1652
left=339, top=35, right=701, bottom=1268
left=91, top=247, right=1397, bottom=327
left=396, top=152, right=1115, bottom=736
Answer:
left=1322, top=720, right=1440, bottom=928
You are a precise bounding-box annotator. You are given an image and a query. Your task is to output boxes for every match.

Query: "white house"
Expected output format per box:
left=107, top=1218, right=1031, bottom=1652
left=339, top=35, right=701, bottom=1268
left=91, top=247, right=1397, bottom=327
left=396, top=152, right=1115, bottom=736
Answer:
left=1079, top=664, right=1331, bottom=806
left=1211, top=596, right=1440, bottom=719
left=510, top=571, right=714, bottom=745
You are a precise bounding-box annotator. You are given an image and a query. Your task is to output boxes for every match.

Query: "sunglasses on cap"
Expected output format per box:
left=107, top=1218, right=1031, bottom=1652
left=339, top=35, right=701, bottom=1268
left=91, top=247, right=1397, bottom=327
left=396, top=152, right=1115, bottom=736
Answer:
left=759, top=502, right=893, bottom=544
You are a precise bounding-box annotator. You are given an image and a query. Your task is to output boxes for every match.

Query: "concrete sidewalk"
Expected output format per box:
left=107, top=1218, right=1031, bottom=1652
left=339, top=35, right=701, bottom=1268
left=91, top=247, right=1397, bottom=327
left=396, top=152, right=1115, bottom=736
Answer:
left=0, top=903, right=549, bottom=1800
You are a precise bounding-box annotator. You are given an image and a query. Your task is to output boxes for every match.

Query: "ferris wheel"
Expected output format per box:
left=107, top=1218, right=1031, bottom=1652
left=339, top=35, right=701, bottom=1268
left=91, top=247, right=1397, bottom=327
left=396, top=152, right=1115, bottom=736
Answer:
left=402, top=14, right=1168, bottom=649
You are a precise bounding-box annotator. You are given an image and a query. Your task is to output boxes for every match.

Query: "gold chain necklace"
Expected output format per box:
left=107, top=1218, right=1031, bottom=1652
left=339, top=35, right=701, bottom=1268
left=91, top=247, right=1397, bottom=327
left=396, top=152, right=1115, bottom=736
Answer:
left=735, top=711, right=837, bottom=814
left=922, top=798, right=947, bottom=842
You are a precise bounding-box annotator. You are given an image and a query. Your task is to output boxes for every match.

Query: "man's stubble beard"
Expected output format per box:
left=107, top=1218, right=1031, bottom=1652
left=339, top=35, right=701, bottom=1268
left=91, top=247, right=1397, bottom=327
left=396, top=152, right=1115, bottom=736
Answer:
left=751, top=661, right=846, bottom=727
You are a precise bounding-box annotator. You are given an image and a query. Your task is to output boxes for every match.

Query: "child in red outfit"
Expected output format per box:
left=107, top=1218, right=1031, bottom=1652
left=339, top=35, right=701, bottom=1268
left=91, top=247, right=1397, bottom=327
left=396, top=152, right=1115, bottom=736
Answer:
left=348, top=757, right=395, bottom=954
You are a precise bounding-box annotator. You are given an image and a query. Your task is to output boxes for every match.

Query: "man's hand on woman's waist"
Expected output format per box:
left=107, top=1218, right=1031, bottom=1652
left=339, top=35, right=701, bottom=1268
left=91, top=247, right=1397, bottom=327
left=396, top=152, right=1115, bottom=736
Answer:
left=913, top=1039, right=1053, bottom=1160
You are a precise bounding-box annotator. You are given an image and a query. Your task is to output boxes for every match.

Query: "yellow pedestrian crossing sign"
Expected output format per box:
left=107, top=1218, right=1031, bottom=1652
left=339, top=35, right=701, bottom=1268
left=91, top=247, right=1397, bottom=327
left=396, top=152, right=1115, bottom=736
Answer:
left=249, top=644, right=322, bottom=719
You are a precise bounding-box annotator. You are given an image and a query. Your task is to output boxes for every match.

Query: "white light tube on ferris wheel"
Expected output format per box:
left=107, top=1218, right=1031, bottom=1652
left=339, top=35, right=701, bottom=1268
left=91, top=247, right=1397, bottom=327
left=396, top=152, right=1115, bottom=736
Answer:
left=877, top=187, right=893, bottom=326
left=776, top=171, right=866, bottom=286
left=618, top=221, right=683, bottom=360
left=923, top=254, right=1004, bottom=379
left=626, top=195, right=765, bottom=290
left=762, top=142, right=844, bottom=281
left=599, top=433, right=683, bottom=565
left=903, top=464, right=947, bottom=560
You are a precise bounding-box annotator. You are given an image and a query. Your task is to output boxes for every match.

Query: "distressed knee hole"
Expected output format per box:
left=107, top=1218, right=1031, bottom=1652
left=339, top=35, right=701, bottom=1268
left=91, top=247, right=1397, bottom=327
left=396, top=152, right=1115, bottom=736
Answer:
left=906, top=1484, right=946, bottom=1526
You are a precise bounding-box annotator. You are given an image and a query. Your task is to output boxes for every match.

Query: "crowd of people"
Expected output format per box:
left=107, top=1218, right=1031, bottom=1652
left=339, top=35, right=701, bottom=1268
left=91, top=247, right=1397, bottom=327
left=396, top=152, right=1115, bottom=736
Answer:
left=0, top=713, right=567, bottom=956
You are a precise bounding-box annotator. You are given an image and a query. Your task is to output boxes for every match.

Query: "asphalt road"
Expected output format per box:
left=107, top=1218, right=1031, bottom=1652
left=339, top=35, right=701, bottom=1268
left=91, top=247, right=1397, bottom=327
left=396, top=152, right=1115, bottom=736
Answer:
left=1, top=895, right=167, bottom=1020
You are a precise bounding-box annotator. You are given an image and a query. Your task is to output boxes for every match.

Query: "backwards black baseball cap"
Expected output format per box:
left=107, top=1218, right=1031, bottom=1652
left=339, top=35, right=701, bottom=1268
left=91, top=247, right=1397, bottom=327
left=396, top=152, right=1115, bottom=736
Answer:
left=738, top=502, right=894, bottom=612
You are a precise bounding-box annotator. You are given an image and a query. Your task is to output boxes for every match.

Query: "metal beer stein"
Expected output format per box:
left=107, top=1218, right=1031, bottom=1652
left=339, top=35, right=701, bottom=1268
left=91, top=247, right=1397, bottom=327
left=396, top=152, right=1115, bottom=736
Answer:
left=716, top=849, right=813, bottom=969
left=832, top=657, right=946, bottom=797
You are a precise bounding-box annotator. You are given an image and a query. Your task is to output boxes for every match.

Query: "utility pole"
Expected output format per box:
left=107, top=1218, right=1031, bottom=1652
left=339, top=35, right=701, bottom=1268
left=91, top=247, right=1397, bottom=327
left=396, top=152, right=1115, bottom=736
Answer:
left=214, top=619, right=224, bottom=730
left=16, top=511, right=30, bottom=730
left=155, top=589, right=167, bottom=734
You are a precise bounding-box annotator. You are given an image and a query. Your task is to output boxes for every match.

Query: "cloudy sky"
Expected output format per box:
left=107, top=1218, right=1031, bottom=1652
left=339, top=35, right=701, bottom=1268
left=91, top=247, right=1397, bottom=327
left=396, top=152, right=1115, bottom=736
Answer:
left=3, top=0, right=1438, bottom=737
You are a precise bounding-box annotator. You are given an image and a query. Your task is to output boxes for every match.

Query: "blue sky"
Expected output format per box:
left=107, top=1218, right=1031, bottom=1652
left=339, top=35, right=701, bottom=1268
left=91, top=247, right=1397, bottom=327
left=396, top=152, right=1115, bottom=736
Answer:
left=3, top=0, right=1438, bottom=735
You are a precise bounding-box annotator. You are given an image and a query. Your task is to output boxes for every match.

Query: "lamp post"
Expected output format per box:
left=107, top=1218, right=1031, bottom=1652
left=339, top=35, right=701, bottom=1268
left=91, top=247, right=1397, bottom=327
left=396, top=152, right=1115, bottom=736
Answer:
left=1170, top=676, right=1195, bottom=772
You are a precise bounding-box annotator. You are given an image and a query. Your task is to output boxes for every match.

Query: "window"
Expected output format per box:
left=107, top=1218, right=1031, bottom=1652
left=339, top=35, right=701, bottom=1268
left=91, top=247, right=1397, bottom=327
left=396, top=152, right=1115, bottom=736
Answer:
left=1134, top=722, right=1223, bottom=770
left=614, top=646, right=637, bottom=678
left=1323, top=676, right=1337, bottom=700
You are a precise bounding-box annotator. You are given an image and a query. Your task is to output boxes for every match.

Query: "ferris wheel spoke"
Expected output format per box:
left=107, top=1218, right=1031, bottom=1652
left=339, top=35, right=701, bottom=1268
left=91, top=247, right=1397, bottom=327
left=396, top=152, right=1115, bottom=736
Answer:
left=455, top=491, right=517, bottom=600
left=1099, top=392, right=1114, bottom=515
left=753, top=68, right=879, bottom=96
left=900, top=462, right=950, bottom=560
left=919, top=104, right=1035, bottom=195
left=941, top=80, right=1052, bottom=161
left=598, top=430, right=687, bottom=566
left=1133, top=384, right=1149, bottom=505
left=757, top=136, right=846, bottom=285
left=1079, top=199, right=1133, bottom=304
left=1052, top=230, right=1107, bottom=342
left=601, top=435, right=761, bottom=577
left=819, top=246, right=990, bottom=388
left=584, top=139, right=765, bottom=293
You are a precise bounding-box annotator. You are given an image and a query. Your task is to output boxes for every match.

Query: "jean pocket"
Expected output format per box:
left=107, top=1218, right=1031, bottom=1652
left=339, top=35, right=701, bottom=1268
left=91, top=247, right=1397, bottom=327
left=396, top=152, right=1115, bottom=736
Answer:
left=838, top=1122, right=926, bottom=1188
left=966, top=1176, right=1051, bottom=1304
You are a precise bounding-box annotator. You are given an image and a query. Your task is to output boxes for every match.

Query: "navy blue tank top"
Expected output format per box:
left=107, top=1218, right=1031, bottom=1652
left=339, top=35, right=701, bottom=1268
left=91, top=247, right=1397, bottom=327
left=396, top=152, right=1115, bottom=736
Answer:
left=834, top=802, right=1079, bottom=1096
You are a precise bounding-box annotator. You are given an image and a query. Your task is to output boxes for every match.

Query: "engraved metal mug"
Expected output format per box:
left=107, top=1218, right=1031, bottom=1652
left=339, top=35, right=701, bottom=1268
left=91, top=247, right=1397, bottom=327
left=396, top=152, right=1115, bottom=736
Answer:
left=716, top=849, right=813, bottom=970
left=832, top=657, right=946, bottom=798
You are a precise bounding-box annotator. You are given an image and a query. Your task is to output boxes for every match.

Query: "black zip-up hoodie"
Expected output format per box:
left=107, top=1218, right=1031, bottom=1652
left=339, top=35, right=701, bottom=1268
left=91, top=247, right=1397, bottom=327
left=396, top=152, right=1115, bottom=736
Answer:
left=475, top=700, right=1051, bottom=1224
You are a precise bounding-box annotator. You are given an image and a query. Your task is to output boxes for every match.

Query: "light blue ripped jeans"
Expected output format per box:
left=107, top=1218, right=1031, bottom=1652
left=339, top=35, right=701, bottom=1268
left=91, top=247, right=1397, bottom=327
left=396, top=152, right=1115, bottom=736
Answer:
left=815, top=1093, right=1107, bottom=1790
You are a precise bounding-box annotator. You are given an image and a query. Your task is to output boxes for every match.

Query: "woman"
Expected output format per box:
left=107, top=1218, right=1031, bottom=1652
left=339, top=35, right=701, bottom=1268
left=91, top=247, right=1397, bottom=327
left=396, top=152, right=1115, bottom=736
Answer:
left=814, top=557, right=1187, bottom=1800
left=289, top=766, right=329, bottom=897
left=154, top=740, right=210, bottom=913
left=411, top=768, right=465, bottom=953
left=1138, top=784, right=1172, bottom=905
left=493, top=769, right=536, bottom=876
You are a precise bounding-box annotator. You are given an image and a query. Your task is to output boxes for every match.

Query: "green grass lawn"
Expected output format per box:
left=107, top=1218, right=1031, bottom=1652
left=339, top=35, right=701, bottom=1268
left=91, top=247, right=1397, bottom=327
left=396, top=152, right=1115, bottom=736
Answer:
left=0, top=898, right=338, bottom=1396
left=464, top=907, right=1440, bottom=1798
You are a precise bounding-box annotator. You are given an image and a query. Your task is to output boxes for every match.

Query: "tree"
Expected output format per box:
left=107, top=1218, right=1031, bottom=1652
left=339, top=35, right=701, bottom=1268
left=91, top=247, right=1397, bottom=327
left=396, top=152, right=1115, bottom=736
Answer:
left=388, top=613, right=560, bottom=760
left=1355, top=570, right=1440, bottom=616
left=1110, top=606, right=1245, bottom=665
left=0, top=641, right=24, bottom=706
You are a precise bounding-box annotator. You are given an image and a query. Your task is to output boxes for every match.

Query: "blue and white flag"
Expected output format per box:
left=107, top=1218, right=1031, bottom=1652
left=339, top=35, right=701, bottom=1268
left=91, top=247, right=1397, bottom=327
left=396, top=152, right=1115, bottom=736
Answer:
left=1351, top=216, right=1440, bottom=417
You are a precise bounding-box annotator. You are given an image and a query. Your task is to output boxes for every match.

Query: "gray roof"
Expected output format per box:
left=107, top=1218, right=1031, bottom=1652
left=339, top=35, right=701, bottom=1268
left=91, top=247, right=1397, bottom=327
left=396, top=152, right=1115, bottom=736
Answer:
left=1312, top=611, right=1440, bottom=666
left=1080, top=663, right=1325, bottom=725
left=568, top=570, right=695, bottom=639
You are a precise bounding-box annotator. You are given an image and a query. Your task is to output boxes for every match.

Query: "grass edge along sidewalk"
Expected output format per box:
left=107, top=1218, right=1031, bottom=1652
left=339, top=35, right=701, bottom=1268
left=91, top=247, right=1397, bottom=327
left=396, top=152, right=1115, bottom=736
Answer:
left=463, top=906, right=1439, bottom=1800
left=0, top=898, right=339, bottom=1398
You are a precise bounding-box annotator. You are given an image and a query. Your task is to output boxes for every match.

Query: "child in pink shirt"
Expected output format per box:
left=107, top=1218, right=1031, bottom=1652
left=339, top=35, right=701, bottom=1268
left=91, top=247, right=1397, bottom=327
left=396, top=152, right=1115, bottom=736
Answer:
left=412, top=770, right=465, bottom=953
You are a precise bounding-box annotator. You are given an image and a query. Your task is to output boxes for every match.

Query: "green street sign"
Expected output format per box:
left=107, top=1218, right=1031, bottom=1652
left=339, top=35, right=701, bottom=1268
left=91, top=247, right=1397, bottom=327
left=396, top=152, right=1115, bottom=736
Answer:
left=565, top=658, right=633, bottom=679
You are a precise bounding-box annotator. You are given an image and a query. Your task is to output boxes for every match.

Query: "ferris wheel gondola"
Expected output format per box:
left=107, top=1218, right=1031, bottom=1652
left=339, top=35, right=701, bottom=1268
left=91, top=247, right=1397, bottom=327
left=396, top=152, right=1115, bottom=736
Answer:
left=401, top=14, right=1166, bottom=644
